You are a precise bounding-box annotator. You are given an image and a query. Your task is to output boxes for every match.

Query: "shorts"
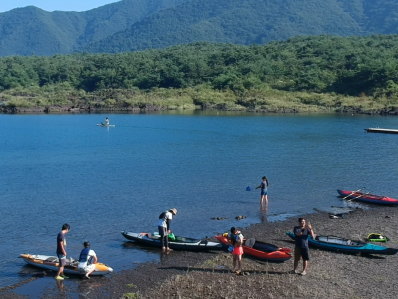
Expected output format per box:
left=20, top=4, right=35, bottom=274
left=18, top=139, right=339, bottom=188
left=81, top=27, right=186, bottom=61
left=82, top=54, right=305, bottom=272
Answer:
left=294, top=246, right=310, bottom=261
left=78, top=263, right=96, bottom=273
left=261, top=189, right=268, bottom=196
left=232, top=246, right=244, bottom=255
left=57, top=254, right=67, bottom=266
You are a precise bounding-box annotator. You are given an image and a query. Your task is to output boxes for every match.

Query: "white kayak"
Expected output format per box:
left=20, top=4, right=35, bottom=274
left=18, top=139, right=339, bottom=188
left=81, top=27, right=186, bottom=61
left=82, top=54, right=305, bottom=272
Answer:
left=96, top=123, right=115, bottom=127
left=20, top=254, right=113, bottom=276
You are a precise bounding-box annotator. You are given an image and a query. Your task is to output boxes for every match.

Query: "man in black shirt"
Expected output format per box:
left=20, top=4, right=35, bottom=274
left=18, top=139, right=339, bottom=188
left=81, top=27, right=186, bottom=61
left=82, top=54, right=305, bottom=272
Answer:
left=293, top=218, right=315, bottom=276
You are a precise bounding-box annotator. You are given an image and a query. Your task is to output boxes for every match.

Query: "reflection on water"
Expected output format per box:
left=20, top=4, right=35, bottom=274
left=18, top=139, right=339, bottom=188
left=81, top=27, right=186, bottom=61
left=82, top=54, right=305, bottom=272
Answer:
left=260, top=200, right=268, bottom=223
left=55, top=279, right=65, bottom=292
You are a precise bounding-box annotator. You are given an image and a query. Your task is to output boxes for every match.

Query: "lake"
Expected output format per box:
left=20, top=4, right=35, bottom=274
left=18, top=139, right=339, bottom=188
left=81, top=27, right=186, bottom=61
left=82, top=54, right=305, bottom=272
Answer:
left=0, top=112, right=397, bottom=289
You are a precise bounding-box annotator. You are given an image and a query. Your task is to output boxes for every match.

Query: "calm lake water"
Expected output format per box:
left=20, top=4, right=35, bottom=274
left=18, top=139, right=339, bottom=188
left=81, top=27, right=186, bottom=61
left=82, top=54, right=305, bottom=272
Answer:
left=0, top=112, right=397, bottom=289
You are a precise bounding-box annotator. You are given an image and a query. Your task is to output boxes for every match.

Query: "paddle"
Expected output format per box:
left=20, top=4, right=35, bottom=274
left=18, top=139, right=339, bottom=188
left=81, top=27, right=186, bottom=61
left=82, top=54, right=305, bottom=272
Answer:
left=347, top=191, right=371, bottom=202
left=341, top=188, right=363, bottom=200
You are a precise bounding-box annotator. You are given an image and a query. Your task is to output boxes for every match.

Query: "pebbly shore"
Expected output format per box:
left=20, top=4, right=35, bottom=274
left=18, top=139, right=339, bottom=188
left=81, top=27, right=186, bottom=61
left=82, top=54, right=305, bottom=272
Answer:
left=2, top=205, right=398, bottom=298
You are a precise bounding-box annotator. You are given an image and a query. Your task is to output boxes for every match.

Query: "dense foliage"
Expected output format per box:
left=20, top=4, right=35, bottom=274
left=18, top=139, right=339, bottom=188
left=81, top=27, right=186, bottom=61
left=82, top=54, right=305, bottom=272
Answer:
left=1, top=35, right=398, bottom=113
left=1, top=35, right=398, bottom=96
left=2, top=0, right=398, bottom=56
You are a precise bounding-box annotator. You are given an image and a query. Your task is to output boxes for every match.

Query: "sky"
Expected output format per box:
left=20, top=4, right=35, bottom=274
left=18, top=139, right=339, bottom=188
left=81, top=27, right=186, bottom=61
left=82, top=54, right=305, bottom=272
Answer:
left=0, top=0, right=120, bottom=13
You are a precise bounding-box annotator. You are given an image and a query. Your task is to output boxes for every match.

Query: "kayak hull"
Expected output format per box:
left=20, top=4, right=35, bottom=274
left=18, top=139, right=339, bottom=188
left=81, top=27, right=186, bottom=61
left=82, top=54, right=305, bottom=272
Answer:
left=337, top=189, right=398, bottom=205
left=20, top=254, right=113, bottom=276
left=121, top=231, right=223, bottom=252
left=286, top=232, right=398, bottom=255
left=96, top=124, right=115, bottom=127
left=215, top=235, right=292, bottom=263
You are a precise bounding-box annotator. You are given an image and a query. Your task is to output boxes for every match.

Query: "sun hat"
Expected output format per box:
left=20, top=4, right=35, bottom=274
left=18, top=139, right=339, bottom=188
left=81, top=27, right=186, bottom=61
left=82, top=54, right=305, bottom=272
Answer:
left=170, top=208, right=177, bottom=215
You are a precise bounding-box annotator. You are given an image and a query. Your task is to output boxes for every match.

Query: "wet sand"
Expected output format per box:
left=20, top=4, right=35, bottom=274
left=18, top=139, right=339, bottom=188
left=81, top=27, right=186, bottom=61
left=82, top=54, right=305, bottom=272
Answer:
left=2, top=204, right=398, bottom=298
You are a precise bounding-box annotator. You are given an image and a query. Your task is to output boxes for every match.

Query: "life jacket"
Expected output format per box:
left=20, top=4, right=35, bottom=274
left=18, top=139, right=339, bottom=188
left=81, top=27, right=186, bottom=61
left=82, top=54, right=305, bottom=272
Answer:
left=230, top=232, right=243, bottom=246
left=79, top=248, right=93, bottom=265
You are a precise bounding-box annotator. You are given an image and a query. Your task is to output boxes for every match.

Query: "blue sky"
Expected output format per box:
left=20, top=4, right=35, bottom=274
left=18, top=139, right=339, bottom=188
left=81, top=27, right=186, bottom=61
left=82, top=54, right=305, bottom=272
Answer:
left=0, top=1, right=119, bottom=13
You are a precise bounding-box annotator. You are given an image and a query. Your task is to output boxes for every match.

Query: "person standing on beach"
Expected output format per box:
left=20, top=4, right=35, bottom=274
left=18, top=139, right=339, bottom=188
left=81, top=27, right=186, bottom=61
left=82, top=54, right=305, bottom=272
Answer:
left=158, top=208, right=177, bottom=253
left=55, top=223, right=70, bottom=280
left=78, top=241, right=98, bottom=279
left=293, top=218, right=315, bottom=276
left=229, top=227, right=244, bottom=275
left=255, top=176, right=269, bottom=206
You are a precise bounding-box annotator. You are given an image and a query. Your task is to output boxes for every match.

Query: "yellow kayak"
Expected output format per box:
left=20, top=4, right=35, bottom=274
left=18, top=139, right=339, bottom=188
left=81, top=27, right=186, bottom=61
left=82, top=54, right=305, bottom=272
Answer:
left=20, top=253, right=113, bottom=276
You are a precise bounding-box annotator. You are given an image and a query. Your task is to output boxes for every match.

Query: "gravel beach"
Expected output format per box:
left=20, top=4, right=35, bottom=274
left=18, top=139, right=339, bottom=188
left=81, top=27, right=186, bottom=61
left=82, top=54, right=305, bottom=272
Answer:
left=2, top=205, right=398, bottom=298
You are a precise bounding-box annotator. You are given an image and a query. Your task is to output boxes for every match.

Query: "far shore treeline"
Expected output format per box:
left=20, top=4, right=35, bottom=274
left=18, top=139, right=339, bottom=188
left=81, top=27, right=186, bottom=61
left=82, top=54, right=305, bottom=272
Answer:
left=1, top=35, right=398, bottom=114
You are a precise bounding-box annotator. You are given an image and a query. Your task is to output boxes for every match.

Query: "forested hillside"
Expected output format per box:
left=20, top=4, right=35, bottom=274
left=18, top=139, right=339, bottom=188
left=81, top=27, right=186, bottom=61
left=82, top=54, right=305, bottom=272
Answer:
left=0, top=0, right=185, bottom=56
left=1, top=0, right=398, bottom=56
left=86, top=0, right=362, bottom=53
left=1, top=36, right=398, bottom=114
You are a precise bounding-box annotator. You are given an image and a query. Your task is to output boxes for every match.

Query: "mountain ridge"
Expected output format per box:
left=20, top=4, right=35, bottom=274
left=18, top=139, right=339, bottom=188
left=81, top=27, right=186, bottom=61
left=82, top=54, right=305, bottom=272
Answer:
left=1, top=0, right=398, bottom=56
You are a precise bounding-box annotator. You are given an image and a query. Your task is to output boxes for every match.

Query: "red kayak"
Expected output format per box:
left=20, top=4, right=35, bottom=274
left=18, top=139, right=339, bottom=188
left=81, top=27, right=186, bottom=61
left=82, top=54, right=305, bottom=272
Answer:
left=337, top=189, right=398, bottom=205
left=215, top=235, right=291, bottom=263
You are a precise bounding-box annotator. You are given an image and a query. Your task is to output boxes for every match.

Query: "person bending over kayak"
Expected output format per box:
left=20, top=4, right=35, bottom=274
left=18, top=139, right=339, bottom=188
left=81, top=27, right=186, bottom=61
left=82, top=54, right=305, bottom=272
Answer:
left=293, top=217, right=315, bottom=276
left=157, top=208, right=177, bottom=253
left=78, top=241, right=98, bottom=279
left=229, top=227, right=244, bottom=275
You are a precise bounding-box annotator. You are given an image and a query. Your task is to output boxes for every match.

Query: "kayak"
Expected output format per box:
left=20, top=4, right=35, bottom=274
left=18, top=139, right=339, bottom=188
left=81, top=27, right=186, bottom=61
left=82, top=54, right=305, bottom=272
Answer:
left=96, top=123, right=115, bottom=127
left=215, top=235, right=292, bottom=263
left=337, top=189, right=398, bottom=205
left=121, top=231, right=223, bottom=252
left=367, top=233, right=390, bottom=242
left=20, top=254, right=113, bottom=276
left=286, top=232, right=398, bottom=255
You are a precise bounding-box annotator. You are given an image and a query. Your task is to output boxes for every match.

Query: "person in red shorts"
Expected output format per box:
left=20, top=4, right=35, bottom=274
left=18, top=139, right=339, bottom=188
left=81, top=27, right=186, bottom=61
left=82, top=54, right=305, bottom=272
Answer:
left=229, top=227, right=244, bottom=275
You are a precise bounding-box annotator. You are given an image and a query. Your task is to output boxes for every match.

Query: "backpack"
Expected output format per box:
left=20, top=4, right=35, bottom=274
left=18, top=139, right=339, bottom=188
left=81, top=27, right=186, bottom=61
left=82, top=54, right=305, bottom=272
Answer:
left=159, top=211, right=167, bottom=219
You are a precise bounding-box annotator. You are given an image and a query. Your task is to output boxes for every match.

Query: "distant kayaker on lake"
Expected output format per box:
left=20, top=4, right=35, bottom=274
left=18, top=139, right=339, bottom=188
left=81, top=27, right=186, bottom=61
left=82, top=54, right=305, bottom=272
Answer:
left=55, top=223, right=70, bottom=280
left=104, top=117, right=110, bottom=126
left=292, top=218, right=315, bottom=276
left=255, top=176, right=269, bottom=205
left=157, top=208, right=177, bottom=253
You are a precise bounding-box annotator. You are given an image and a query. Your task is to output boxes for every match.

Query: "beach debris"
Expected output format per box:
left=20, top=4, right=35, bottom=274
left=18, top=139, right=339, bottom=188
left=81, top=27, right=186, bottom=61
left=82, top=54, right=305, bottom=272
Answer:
left=367, top=233, right=390, bottom=242
left=328, top=213, right=345, bottom=219
left=211, top=217, right=228, bottom=220
left=235, top=215, right=247, bottom=220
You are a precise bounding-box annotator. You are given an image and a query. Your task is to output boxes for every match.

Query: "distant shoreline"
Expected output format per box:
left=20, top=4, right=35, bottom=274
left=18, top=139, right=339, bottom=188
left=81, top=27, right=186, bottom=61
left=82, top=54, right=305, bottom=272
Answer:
left=1, top=105, right=398, bottom=116
left=1, top=87, right=398, bottom=115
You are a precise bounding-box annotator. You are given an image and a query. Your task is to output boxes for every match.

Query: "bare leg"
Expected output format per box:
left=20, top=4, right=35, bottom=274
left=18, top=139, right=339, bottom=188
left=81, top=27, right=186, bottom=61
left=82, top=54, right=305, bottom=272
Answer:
left=293, top=258, right=299, bottom=271
left=260, top=195, right=266, bottom=207
left=236, top=255, right=242, bottom=273
left=57, top=266, right=64, bottom=277
left=85, top=268, right=95, bottom=279
left=302, top=260, right=308, bottom=273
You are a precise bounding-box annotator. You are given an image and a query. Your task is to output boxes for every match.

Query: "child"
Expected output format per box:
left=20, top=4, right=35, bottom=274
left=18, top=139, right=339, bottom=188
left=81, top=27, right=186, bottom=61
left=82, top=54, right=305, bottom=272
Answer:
left=229, top=227, right=244, bottom=275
